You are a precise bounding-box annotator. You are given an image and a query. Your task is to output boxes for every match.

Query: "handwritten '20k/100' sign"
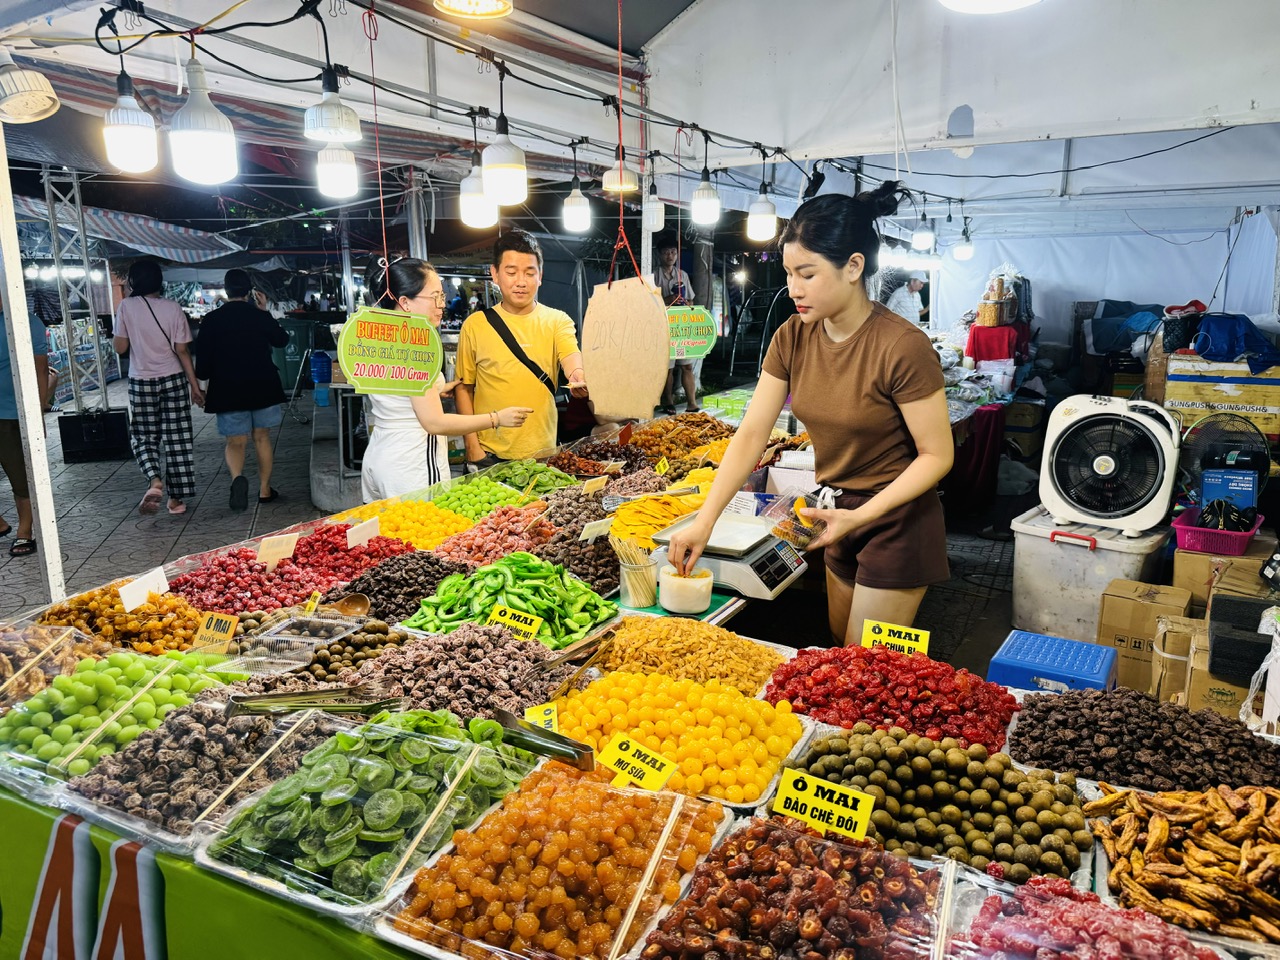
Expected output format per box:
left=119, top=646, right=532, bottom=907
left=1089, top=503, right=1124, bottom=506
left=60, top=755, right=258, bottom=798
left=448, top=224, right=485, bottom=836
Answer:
left=336, top=306, right=444, bottom=396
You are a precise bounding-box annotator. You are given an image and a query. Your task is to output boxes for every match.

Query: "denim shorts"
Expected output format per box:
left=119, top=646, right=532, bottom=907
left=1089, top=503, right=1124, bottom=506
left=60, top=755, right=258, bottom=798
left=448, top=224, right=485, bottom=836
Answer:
left=216, top=404, right=283, bottom=437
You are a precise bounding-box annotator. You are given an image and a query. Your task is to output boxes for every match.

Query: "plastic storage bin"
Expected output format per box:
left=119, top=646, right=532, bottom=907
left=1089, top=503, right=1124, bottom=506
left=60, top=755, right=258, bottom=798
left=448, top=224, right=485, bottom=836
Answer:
left=1011, top=505, right=1170, bottom=643
left=1171, top=506, right=1265, bottom=555
left=986, top=629, right=1118, bottom=691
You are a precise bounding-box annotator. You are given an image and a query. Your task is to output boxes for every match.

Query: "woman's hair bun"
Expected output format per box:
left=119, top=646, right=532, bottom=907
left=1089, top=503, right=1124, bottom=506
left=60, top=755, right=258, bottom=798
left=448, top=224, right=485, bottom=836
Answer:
left=855, top=180, right=910, bottom=219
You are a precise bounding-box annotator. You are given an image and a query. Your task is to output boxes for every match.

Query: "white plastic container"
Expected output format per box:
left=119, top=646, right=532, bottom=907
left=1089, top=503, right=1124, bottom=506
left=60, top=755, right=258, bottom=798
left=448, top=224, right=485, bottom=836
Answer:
left=1011, top=504, right=1170, bottom=643
left=658, top=565, right=713, bottom=614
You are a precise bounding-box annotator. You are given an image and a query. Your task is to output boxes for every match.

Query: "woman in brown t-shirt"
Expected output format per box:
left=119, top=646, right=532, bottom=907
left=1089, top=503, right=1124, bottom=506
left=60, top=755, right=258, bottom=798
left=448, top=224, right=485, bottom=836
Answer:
left=668, top=183, right=954, bottom=645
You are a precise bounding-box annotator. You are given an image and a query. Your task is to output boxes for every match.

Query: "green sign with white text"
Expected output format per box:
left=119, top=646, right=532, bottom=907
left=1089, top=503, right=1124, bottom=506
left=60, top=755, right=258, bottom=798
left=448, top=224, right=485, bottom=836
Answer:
left=668, top=306, right=718, bottom=361
left=336, top=306, right=444, bottom=396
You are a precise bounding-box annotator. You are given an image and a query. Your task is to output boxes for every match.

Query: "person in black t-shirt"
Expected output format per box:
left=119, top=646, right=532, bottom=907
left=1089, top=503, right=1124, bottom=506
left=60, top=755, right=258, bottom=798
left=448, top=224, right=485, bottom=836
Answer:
left=195, top=269, right=290, bottom=511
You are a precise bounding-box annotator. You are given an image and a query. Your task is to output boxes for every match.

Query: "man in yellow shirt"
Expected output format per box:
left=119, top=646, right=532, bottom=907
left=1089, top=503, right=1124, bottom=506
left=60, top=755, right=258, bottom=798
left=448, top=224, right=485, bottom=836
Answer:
left=457, top=230, right=587, bottom=466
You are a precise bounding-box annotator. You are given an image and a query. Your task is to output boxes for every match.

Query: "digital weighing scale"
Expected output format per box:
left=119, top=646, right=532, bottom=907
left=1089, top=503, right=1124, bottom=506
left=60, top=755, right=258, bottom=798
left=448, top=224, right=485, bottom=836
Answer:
left=651, top=512, right=807, bottom=600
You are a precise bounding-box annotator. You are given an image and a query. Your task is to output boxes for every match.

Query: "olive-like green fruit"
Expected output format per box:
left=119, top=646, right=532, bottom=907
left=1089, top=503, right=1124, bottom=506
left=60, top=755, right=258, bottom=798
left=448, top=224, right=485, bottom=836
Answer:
left=967, top=761, right=988, bottom=780
left=991, top=801, right=1009, bottom=817
left=916, top=785, right=934, bottom=804
left=863, top=742, right=883, bottom=761
left=897, top=822, right=917, bottom=841
left=1062, top=812, right=1086, bottom=832
left=1054, top=828, right=1073, bottom=843
left=970, top=789, right=992, bottom=810
left=1072, top=829, right=1094, bottom=850
left=884, top=796, right=901, bottom=817
left=1054, top=784, right=1077, bottom=805
left=959, top=777, right=977, bottom=792
left=994, top=842, right=1015, bottom=861
left=877, top=759, right=894, bottom=774
left=1059, top=773, right=1078, bottom=790
left=954, top=790, right=971, bottom=808
left=970, top=838, right=994, bottom=858
left=886, top=746, right=907, bottom=765
left=968, top=744, right=989, bottom=762
left=1030, top=792, right=1053, bottom=813
left=947, top=847, right=970, bottom=864
left=851, top=775, right=870, bottom=789
left=931, top=769, right=949, bottom=783
left=1064, top=846, right=1082, bottom=870
left=916, top=819, right=938, bottom=841
left=871, top=810, right=894, bottom=831
left=973, top=812, right=994, bottom=831
left=940, top=737, right=960, bottom=751
left=940, top=804, right=963, bottom=826
left=865, top=785, right=887, bottom=804
left=870, top=770, right=889, bottom=788
left=946, top=749, right=970, bottom=772
left=965, top=829, right=986, bottom=846
left=885, top=780, right=902, bottom=798
left=928, top=811, right=943, bottom=826
left=980, top=777, right=1002, bottom=794
left=927, top=748, right=946, bottom=766
left=910, top=756, right=932, bottom=777
left=851, top=722, right=874, bottom=735
left=1037, top=810, right=1063, bottom=831
left=1040, top=851, right=1065, bottom=874
left=1040, top=834, right=1065, bottom=855
left=969, top=855, right=990, bottom=872
left=895, top=765, right=915, bottom=783
left=885, top=838, right=901, bottom=851
left=993, top=822, right=1015, bottom=843
left=1003, top=769, right=1028, bottom=788
left=984, top=759, right=1005, bottom=778
left=934, top=783, right=954, bottom=802
left=1013, top=844, right=1041, bottom=868
left=902, top=790, right=916, bottom=805
left=1020, top=822, right=1043, bottom=844
left=1015, top=805, right=1038, bottom=824
left=854, top=757, right=875, bottom=776
left=1007, top=863, right=1032, bottom=884
left=1050, top=801, right=1068, bottom=816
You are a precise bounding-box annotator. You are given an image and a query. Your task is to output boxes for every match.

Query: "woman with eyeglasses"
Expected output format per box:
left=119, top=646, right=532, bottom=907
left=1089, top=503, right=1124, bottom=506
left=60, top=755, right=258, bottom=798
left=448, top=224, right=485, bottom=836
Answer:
left=359, top=258, right=533, bottom=501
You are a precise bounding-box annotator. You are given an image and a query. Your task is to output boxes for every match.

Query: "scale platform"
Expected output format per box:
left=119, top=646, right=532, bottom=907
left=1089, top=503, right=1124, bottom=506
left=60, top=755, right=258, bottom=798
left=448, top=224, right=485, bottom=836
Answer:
left=651, top=512, right=807, bottom=600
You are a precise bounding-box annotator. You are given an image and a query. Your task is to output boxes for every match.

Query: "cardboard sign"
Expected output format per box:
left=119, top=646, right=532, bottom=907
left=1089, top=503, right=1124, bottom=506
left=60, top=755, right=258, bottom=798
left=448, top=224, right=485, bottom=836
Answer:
left=193, top=611, right=240, bottom=647
left=346, top=516, right=380, bottom=549
left=486, top=604, right=544, bottom=642
left=618, top=423, right=634, bottom=445
left=335, top=306, right=444, bottom=396
left=583, top=476, right=608, bottom=494
left=772, top=768, right=873, bottom=840
left=579, top=517, right=615, bottom=541
left=523, top=703, right=559, bottom=733
left=667, top=306, right=719, bottom=361
left=860, top=620, right=930, bottom=656
left=256, top=533, right=300, bottom=572
left=118, top=568, right=170, bottom=613
left=655, top=457, right=670, bottom=476
left=597, top=731, right=676, bottom=791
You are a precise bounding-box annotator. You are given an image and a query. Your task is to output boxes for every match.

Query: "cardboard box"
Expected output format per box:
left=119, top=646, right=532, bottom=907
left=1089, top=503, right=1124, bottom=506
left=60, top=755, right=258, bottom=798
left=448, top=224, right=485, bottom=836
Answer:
left=1004, top=424, right=1044, bottom=461
left=766, top=466, right=817, bottom=495
left=1004, top=400, right=1045, bottom=430
left=1207, top=558, right=1280, bottom=683
left=1096, top=580, right=1193, bottom=692
left=1164, top=354, right=1280, bottom=444
left=1150, top=615, right=1200, bottom=702
left=1173, top=534, right=1277, bottom=609
left=1183, top=627, right=1264, bottom=718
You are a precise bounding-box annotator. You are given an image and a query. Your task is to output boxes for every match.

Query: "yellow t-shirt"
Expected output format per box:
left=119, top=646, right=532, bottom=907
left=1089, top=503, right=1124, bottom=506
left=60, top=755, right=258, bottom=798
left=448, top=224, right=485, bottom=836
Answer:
left=457, top=303, right=581, bottom=460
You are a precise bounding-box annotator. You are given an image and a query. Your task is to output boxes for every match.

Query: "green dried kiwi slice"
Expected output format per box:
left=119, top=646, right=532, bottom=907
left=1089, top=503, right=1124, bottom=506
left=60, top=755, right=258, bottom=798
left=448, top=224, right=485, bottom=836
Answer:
left=362, top=726, right=394, bottom=751
left=406, top=775, right=438, bottom=796
left=315, top=836, right=358, bottom=868
left=446, top=794, right=475, bottom=830
left=208, top=832, right=239, bottom=859
left=465, top=781, right=491, bottom=812
left=400, top=738, right=435, bottom=765
left=263, top=810, right=298, bottom=840
left=471, top=751, right=505, bottom=789
left=264, top=773, right=306, bottom=807
left=292, top=855, right=321, bottom=876
left=297, top=831, right=326, bottom=856
left=334, top=730, right=364, bottom=751
left=300, top=739, right=338, bottom=767
left=325, top=815, right=364, bottom=847
left=358, top=826, right=406, bottom=844
left=362, top=788, right=405, bottom=831
left=240, top=828, right=274, bottom=855
left=388, top=747, right=415, bottom=772
left=353, top=757, right=394, bottom=793
left=331, top=859, right=369, bottom=898
left=393, top=770, right=414, bottom=791
left=396, top=792, right=427, bottom=830
left=365, top=851, right=399, bottom=887
left=313, top=801, right=352, bottom=833
left=321, top=779, right=359, bottom=806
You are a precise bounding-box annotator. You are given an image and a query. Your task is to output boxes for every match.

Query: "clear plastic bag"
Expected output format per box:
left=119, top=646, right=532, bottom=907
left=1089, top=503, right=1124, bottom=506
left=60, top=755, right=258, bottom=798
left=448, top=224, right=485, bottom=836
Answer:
left=0, top=623, right=111, bottom=716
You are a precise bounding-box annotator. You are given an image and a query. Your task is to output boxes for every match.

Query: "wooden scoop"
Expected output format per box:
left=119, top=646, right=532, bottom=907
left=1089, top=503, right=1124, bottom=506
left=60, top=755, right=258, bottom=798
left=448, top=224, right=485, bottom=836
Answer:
left=329, top=593, right=371, bottom=617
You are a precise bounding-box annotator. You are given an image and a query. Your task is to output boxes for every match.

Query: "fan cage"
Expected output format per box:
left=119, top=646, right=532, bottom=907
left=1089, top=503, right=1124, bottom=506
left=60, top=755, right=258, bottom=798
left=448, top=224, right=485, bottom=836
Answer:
left=1049, top=413, right=1169, bottom=520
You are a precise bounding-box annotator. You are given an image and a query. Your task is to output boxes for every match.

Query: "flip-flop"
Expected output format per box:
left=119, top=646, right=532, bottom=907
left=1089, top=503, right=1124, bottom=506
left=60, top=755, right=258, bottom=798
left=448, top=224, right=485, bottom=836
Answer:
left=138, top=488, right=163, bottom=515
left=662, top=406, right=677, bottom=415
left=229, top=475, right=249, bottom=512
left=9, top=538, right=36, bottom=557
left=168, top=500, right=187, bottom=515
left=259, top=489, right=281, bottom=504
left=0, top=521, right=11, bottom=538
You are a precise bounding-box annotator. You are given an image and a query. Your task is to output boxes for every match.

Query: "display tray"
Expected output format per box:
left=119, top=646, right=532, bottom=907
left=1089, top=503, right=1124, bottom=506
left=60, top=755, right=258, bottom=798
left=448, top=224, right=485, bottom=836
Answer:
left=651, top=512, right=773, bottom=558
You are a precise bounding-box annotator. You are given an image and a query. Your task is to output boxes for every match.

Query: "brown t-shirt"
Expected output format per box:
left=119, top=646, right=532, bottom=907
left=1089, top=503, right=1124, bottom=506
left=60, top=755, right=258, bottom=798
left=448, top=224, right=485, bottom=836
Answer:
left=762, top=304, right=944, bottom=494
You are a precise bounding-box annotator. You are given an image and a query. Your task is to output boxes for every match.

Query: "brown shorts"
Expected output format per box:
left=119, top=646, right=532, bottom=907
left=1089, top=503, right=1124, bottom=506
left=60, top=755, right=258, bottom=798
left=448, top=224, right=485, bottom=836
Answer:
left=823, top=489, right=949, bottom=590
left=0, top=419, right=29, bottom=499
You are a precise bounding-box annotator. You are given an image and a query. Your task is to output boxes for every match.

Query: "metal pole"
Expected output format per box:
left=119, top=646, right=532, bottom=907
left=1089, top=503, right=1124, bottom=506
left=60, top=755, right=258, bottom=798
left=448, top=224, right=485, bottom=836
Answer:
left=339, top=210, right=355, bottom=313
left=0, top=126, right=65, bottom=601
left=406, top=170, right=428, bottom=260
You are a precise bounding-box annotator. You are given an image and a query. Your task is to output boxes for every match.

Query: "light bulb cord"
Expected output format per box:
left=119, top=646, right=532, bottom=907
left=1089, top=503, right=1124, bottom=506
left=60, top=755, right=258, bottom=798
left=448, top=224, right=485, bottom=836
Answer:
left=605, top=0, right=641, bottom=288
left=363, top=2, right=390, bottom=302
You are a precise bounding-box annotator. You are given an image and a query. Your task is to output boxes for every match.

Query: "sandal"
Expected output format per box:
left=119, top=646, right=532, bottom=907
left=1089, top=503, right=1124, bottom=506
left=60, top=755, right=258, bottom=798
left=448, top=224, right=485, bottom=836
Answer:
left=259, top=489, right=281, bottom=504
left=0, top=521, right=11, bottom=538
left=229, top=475, right=248, bottom=512
left=9, top=538, right=36, bottom=557
left=685, top=405, right=702, bottom=413
left=662, top=405, right=677, bottom=416
left=138, top=488, right=163, bottom=515
left=167, top=499, right=187, bottom=515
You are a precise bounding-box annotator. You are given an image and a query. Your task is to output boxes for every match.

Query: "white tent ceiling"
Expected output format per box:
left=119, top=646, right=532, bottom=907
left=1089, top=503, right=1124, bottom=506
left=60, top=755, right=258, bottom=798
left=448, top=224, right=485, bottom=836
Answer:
left=1, top=0, right=1278, bottom=242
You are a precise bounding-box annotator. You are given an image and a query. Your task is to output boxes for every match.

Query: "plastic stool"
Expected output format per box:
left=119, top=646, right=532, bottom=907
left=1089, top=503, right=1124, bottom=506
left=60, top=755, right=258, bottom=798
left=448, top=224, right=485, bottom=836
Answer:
left=986, top=630, right=1117, bottom=692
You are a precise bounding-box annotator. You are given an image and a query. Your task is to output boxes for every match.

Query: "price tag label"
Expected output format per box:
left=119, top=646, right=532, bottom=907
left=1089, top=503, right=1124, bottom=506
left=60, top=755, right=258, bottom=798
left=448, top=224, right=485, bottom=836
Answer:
left=303, top=591, right=322, bottom=614
left=602, top=460, right=625, bottom=475
left=346, top=516, right=380, bottom=549
left=487, top=604, right=544, bottom=642
left=523, top=703, right=559, bottom=733
left=860, top=620, right=930, bottom=656
left=772, top=768, right=873, bottom=840
left=597, top=731, right=676, bottom=791
left=256, top=533, right=300, bottom=572
left=579, top=517, right=615, bottom=541
left=618, top=423, right=634, bottom=445
left=655, top=457, right=670, bottom=476
left=583, top=476, right=608, bottom=494
left=119, top=567, right=170, bottom=613
left=193, top=611, right=240, bottom=647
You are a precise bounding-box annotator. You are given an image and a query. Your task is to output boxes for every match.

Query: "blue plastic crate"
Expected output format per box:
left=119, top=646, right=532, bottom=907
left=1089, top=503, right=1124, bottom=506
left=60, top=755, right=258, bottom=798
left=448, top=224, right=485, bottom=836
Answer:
left=986, top=630, right=1118, bottom=692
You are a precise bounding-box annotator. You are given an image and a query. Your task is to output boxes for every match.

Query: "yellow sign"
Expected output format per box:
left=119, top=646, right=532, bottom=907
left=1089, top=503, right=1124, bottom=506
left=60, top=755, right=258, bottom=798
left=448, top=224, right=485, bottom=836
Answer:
left=486, top=604, right=545, bottom=642
left=193, top=611, right=240, bottom=647
left=860, top=619, right=930, bottom=656
left=655, top=457, right=670, bottom=476
left=583, top=476, right=608, bottom=495
left=597, top=731, right=676, bottom=791
left=303, top=591, right=322, bottom=615
left=523, top=703, right=559, bottom=733
left=256, top=533, right=300, bottom=572
left=772, top=768, right=873, bottom=840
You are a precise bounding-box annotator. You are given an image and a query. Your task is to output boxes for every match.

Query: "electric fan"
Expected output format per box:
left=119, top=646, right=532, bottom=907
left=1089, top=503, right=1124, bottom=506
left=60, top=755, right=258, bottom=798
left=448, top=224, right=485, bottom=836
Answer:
left=1178, top=413, right=1270, bottom=503
left=1040, top=396, right=1180, bottom=537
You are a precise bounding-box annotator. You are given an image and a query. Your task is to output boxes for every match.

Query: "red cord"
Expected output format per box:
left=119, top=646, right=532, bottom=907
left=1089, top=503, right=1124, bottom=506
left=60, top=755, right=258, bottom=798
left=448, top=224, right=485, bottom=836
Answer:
left=606, top=0, right=642, bottom=287
left=363, top=3, right=392, bottom=304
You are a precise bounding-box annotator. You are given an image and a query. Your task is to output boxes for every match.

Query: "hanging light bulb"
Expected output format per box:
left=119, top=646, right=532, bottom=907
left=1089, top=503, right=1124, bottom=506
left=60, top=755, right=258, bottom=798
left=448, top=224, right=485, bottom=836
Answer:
left=0, top=48, right=59, bottom=124
left=602, top=145, right=639, bottom=193
left=103, top=68, right=156, bottom=173
left=911, top=202, right=935, bottom=250
left=745, top=147, right=776, bottom=242
left=643, top=180, right=665, bottom=232
left=938, top=0, right=1041, bottom=12
left=460, top=114, right=498, bottom=228
left=316, top=145, right=358, bottom=198
left=691, top=168, right=721, bottom=226
left=168, top=58, right=237, bottom=185
left=482, top=115, right=526, bottom=205
left=562, top=141, right=590, bottom=232
left=305, top=67, right=361, bottom=143
left=433, top=0, right=514, bottom=19
left=954, top=218, right=975, bottom=261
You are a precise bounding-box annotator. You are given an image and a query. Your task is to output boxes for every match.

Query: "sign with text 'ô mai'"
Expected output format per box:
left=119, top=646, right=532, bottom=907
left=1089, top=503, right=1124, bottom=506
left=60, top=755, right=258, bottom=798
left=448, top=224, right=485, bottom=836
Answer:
left=668, top=306, right=718, bottom=361
left=336, top=307, right=444, bottom=396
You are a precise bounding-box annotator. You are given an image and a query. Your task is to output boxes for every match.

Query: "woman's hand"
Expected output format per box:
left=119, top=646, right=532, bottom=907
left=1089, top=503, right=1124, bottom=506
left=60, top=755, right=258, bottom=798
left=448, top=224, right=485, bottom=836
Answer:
left=497, top=406, right=535, bottom=428
left=800, top=507, right=866, bottom=550
left=189, top=382, right=206, bottom=408
left=437, top=379, right=461, bottom=399
left=666, top=517, right=713, bottom=575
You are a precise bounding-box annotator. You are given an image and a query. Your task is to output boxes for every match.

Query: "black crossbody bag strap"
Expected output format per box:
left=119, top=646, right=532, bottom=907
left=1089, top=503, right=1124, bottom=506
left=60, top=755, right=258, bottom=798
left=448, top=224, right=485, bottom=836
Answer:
left=140, top=297, right=177, bottom=357
left=483, top=308, right=556, bottom=396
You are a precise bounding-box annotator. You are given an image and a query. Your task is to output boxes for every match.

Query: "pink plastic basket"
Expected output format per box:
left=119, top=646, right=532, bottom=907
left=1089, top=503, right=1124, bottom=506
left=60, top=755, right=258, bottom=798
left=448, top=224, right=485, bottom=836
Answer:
left=1171, top=507, right=1265, bottom=555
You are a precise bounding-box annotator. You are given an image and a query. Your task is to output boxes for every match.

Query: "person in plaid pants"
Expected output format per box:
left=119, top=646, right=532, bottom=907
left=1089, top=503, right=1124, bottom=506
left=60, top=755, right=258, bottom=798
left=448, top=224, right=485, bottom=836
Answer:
left=113, top=260, right=205, bottom=514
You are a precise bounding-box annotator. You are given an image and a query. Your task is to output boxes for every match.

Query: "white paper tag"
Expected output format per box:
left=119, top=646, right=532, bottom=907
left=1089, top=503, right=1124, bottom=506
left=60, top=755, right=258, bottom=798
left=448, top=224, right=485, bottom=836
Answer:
left=256, top=533, right=300, bottom=572
left=579, top=517, right=614, bottom=542
left=119, top=567, right=170, bottom=613
left=724, top=492, right=765, bottom=518
left=583, top=476, right=608, bottom=495
left=346, top=516, right=380, bottom=549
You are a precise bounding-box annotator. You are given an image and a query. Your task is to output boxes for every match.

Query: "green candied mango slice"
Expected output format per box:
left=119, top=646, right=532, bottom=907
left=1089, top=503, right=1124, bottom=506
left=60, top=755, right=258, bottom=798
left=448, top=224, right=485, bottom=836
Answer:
left=362, top=788, right=404, bottom=831
left=325, top=815, right=364, bottom=847
left=331, top=859, right=368, bottom=898
left=471, top=751, right=505, bottom=789
left=313, top=801, right=352, bottom=832
left=300, top=739, right=337, bottom=767
left=263, top=773, right=305, bottom=807
left=320, top=779, right=358, bottom=806
left=400, top=738, right=435, bottom=765
left=353, top=757, right=395, bottom=793
left=358, top=827, right=406, bottom=843
left=396, top=792, right=427, bottom=829
left=365, top=851, right=399, bottom=887
left=315, top=836, right=357, bottom=868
